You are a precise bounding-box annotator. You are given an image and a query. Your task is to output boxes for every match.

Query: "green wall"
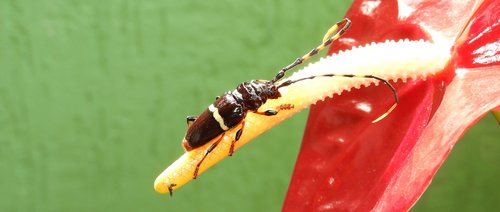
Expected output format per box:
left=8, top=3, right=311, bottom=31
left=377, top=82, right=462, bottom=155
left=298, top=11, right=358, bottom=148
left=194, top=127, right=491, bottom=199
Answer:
left=0, top=0, right=498, bottom=211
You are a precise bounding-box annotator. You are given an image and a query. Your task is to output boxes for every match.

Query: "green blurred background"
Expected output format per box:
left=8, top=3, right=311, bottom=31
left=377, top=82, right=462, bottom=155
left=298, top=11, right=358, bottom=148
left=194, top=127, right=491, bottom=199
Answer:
left=0, top=0, right=498, bottom=211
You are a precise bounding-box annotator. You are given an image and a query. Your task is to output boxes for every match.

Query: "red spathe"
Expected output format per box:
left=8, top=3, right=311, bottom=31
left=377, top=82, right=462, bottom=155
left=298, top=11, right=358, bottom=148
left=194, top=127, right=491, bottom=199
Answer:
left=283, top=0, right=500, bottom=211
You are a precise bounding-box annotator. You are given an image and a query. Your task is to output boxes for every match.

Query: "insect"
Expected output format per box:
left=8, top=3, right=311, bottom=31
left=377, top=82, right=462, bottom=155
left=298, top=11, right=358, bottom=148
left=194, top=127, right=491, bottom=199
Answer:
left=180, top=18, right=398, bottom=183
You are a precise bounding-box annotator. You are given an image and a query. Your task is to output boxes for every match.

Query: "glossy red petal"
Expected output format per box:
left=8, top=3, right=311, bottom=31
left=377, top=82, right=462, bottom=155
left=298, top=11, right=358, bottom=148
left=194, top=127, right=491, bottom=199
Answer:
left=455, top=0, right=500, bottom=68
left=284, top=0, right=500, bottom=211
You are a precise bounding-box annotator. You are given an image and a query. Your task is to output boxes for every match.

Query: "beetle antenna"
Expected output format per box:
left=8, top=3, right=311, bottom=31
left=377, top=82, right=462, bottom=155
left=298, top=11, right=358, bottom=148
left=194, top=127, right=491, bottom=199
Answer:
left=277, top=74, right=399, bottom=123
left=271, top=18, right=351, bottom=83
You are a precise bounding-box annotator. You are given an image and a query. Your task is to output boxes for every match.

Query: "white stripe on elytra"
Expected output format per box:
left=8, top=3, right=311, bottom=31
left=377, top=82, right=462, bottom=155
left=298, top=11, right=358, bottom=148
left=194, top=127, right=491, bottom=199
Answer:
left=209, top=104, right=229, bottom=130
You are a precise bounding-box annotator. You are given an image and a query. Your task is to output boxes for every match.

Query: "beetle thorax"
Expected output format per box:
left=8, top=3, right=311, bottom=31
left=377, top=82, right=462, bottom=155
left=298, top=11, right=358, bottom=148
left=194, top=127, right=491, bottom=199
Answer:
left=233, top=80, right=281, bottom=111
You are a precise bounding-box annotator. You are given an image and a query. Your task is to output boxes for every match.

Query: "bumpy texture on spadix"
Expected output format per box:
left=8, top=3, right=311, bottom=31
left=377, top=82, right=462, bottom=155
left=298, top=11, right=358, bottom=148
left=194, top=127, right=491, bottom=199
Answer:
left=154, top=39, right=451, bottom=194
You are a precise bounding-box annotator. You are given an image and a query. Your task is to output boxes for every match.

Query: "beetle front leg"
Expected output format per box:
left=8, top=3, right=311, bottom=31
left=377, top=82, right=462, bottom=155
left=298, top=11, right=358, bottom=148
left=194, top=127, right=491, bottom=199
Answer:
left=255, top=104, right=295, bottom=116
left=255, top=110, right=278, bottom=116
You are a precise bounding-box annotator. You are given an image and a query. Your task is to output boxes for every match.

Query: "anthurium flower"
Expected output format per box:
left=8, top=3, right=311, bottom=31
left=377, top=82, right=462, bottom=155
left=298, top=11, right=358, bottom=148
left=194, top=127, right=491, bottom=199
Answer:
left=284, top=0, right=500, bottom=211
left=154, top=23, right=449, bottom=195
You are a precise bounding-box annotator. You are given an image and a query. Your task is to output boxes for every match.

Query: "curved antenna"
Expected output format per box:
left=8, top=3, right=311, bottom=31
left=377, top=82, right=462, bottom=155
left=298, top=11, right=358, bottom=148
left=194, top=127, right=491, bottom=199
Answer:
left=271, top=18, right=351, bottom=83
left=277, top=74, right=399, bottom=123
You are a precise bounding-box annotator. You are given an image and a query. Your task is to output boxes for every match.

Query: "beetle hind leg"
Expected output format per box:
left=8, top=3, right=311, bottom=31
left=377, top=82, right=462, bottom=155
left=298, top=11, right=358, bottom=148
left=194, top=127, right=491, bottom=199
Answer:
left=193, top=133, right=225, bottom=179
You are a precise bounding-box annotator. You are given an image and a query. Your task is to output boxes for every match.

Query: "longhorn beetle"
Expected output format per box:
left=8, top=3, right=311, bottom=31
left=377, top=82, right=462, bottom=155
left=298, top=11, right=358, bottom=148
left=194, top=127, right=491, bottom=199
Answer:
left=179, top=18, right=398, bottom=186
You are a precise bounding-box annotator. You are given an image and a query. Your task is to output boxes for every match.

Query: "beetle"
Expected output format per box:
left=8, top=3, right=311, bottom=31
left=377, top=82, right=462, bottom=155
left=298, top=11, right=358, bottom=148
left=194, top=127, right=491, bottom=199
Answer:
left=180, top=18, right=399, bottom=181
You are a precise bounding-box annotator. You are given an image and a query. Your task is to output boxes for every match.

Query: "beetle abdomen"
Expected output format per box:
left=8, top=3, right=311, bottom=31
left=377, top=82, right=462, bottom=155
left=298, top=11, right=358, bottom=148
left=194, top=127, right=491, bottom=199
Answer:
left=183, top=94, right=245, bottom=151
left=184, top=108, right=225, bottom=150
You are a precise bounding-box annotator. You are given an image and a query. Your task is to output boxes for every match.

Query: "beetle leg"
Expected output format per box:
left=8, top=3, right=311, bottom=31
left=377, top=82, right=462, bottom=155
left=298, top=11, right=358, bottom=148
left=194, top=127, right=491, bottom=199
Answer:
left=193, top=133, right=225, bottom=179
left=229, top=120, right=245, bottom=156
left=255, top=110, right=278, bottom=116
left=167, top=183, right=177, bottom=197
left=276, top=104, right=294, bottom=111
left=186, top=116, right=197, bottom=127
left=255, top=104, right=295, bottom=116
